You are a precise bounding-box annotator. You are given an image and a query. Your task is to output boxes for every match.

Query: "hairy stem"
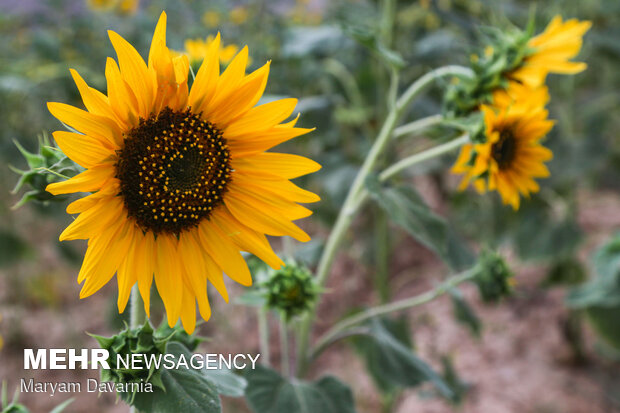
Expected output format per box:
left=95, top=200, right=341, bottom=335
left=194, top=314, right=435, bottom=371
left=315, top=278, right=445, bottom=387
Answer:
left=295, top=65, right=474, bottom=376
left=129, top=285, right=145, bottom=413
left=393, top=114, right=443, bottom=139
left=258, top=308, right=271, bottom=366
left=280, top=316, right=290, bottom=377
left=310, top=268, right=477, bottom=361
left=130, top=284, right=145, bottom=328
left=379, top=133, right=469, bottom=182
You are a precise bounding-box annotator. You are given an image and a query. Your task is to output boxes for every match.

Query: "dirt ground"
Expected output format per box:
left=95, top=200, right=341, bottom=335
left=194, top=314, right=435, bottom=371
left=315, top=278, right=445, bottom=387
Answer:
left=1, top=188, right=620, bottom=413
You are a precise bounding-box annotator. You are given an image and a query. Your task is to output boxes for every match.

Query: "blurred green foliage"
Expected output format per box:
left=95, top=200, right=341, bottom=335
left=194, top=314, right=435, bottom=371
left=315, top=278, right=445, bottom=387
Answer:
left=2, top=0, right=619, bottom=411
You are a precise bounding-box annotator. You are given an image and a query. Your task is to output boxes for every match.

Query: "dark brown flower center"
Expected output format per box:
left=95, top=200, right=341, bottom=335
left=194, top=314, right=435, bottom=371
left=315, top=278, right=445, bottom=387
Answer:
left=491, top=128, right=517, bottom=169
left=116, top=107, right=231, bottom=235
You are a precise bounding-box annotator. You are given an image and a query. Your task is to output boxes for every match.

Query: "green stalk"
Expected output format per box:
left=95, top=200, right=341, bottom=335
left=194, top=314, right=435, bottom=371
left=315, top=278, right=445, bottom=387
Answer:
left=379, top=133, right=469, bottom=182
left=280, top=315, right=290, bottom=377
left=129, top=285, right=145, bottom=413
left=258, top=308, right=271, bottom=366
left=295, top=65, right=473, bottom=376
left=130, top=284, right=145, bottom=328
left=373, top=207, right=391, bottom=303
left=393, top=114, right=443, bottom=139
left=310, top=268, right=477, bottom=361
left=323, top=58, right=365, bottom=108
left=379, top=0, right=397, bottom=48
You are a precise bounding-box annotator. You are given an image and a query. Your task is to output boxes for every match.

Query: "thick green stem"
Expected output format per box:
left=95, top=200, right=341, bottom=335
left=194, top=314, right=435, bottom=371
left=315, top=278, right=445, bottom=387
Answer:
left=379, top=133, right=469, bottom=182
left=324, top=58, right=365, bottom=108
left=393, top=114, right=443, bottom=139
left=258, top=308, right=271, bottom=366
left=295, top=65, right=473, bottom=376
left=373, top=208, right=391, bottom=303
left=129, top=285, right=145, bottom=413
left=130, top=284, right=145, bottom=328
left=280, top=316, right=290, bottom=377
left=396, top=66, right=473, bottom=109
left=379, top=0, right=397, bottom=48
left=310, top=268, right=477, bottom=361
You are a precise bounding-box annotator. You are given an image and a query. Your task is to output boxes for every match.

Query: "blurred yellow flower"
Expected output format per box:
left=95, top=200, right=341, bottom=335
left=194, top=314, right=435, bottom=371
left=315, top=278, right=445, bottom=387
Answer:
left=452, top=82, right=554, bottom=209
left=118, top=0, right=138, bottom=14
left=230, top=7, right=249, bottom=25
left=510, top=15, right=591, bottom=87
left=46, top=12, right=319, bottom=334
left=88, top=0, right=116, bottom=11
left=182, top=36, right=251, bottom=66
left=87, top=0, right=138, bottom=14
left=202, top=10, right=221, bottom=28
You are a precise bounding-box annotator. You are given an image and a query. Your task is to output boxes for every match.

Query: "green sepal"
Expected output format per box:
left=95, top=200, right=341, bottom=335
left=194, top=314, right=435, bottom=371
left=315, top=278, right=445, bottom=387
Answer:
left=11, top=133, right=82, bottom=209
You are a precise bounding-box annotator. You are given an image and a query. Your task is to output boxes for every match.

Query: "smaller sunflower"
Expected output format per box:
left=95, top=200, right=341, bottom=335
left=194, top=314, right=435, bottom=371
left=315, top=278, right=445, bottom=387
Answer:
left=452, top=83, right=554, bottom=209
left=180, top=36, right=246, bottom=66
left=510, top=15, right=591, bottom=88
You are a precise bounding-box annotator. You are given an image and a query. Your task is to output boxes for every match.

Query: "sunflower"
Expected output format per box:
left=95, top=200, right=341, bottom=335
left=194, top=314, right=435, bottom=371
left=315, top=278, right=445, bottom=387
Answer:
left=452, top=82, right=554, bottom=209
left=181, top=35, right=246, bottom=66
left=87, top=0, right=139, bottom=15
left=46, top=11, right=320, bottom=333
left=509, top=15, right=591, bottom=88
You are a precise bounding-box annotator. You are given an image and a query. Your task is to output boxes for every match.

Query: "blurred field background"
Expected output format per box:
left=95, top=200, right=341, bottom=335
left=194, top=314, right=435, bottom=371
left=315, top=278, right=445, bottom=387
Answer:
left=0, top=0, right=619, bottom=412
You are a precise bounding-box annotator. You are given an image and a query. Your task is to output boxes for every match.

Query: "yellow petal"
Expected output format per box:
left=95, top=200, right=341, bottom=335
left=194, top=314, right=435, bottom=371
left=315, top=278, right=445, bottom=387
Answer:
left=180, top=284, right=197, bottom=334
left=197, top=221, right=252, bottom=286
left=47, top=102, right=121, bottom=148
left=52, top=131, right=114, bottom=168
left=155, top=235, right=183, bottom=327
left=211, top=207, right=284, bottom=270
left=232, top=152, right=321, bottom=179
left=224, top=192, right=310, bottom=242
left=79, top=220, right=133, bottom=298
left=189, top=33, right=221, bottom=112
left=60, top=196, right=125, bottom=241
left=137, top=231, right=156, bottom=317
left=108, top=30, right=155, bottom=118
left=46, top=162, right=115, bottom=195
left=116, top=227, right=138, bottom=313
left=225, top=98, right=297, bottom=138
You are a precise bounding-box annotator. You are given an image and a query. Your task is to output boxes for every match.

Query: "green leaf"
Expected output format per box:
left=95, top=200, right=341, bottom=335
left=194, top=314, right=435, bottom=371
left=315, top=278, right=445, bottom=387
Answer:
left=592, top=233, right=620, bottom=279
left=351, top=317, right=453, bottom=400
left=345, top=26, right=405, bottom=69
left=567, top=234, right=620, bottom=309
left=131, top=342, right=221, bottom=413
left=281, top=26, right=352, bottom=58
left=235, top=290, right=267, bottom=307
left=440, top=356, right=468, bottom=405
left=450, top=289, right=482, bottom=338
left=515, top=207, right=582, bottom=261
left=366, top=176, right=474, bottom=271
left=585, top=305, right=620, bottom=351
left=245, top=365, right=356, bottom=413
left=49, top=398, right=74, bottom=413
left=351, top=316, right=411, bottom=393
left=202, top=368, right=247, bottom=398
left=1, top=404, right=29, bottom=413
left=541, top=257, right=586, bottom=287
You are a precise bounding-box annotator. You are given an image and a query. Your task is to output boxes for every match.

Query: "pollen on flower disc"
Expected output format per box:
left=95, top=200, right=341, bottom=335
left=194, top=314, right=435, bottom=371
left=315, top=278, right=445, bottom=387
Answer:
left=116, top=108, right=231, bottom=234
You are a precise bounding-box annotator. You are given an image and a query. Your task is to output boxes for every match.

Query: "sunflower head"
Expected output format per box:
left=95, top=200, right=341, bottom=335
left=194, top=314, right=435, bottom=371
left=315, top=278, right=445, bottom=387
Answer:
left=443, top=15, right=589, bottom=117
left=264, top=262, right=319, bottom=321
left=45, top=12, right=320, bottom=333
left=87, top=0, right=139, bottom=15
left=181, top=36, right=244, bottom=66
left=472, top=250, right=514, bottom=303
left=509, top=15, right=591, bottom=88
left=452, top=82, right=554, bottom=209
